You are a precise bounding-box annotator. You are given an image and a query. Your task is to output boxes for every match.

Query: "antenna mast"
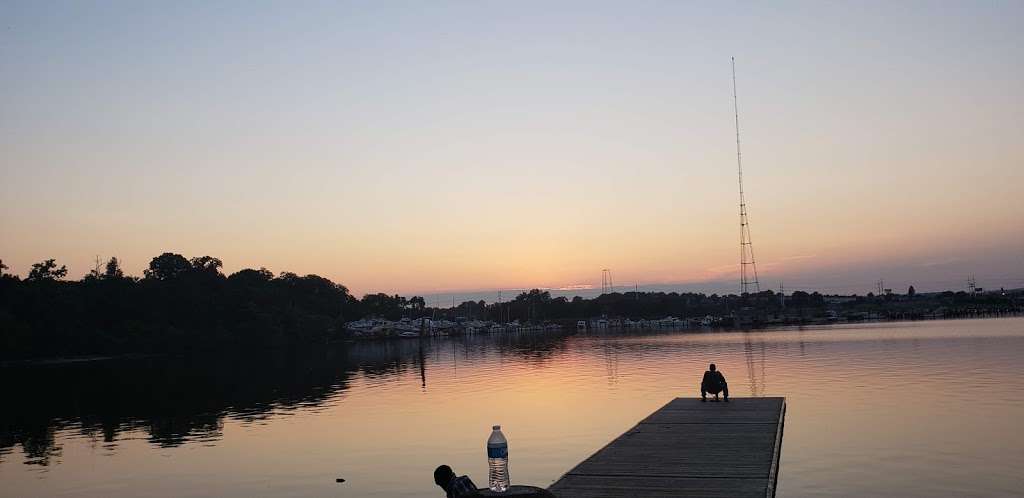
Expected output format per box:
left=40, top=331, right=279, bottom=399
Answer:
left=733, top=57, right=760, bottom=295
left=601, top=269, right=614, bottom=294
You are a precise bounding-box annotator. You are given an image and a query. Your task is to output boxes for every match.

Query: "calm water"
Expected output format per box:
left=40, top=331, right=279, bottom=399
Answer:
left=2, top=318, right=1023, bottom=497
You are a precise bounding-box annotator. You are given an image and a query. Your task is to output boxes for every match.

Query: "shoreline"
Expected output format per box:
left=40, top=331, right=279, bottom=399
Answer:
left=4, top=312, right=1021, bottom=366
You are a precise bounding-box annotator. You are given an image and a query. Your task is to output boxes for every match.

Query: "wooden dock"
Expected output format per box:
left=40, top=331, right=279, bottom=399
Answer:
left=549, top=397, right=786, bottom=498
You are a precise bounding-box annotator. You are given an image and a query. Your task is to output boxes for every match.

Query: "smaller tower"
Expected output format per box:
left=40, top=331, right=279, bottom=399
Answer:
left=601, top=269, right=614, bottom=294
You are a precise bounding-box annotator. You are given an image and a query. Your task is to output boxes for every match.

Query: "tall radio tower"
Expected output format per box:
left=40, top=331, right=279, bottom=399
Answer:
left=733, top=57, right=760, bottom=295
left=601, top=269, right=614, bottom=294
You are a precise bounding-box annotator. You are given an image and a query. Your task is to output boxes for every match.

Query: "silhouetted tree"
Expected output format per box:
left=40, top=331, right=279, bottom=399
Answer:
left=409, top=296, right=426, bottom=311
left=145, top=253, right=191, bottom=280
left=790, top=290, right=811, bottom=306
left=360, top=293, right=408, bottom=319
left=908, top=285, right=916, bottom=296
left=0, top=259, right=7, bottom=276
left=189, top=256, right=223, bottom=275
left=27, top=259, right=67, bottom=281
left=516, top=289, right=552, bottom=303
left=227, top=268, right=273, bottom=285
left=104, top=257, right=125, bottom=280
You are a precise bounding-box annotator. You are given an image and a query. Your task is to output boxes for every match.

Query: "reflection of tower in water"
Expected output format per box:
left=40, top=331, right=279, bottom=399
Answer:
left=743, top=335, right=767, bottom=396
left=602, top=343, right=620, bottom=386
left=418, top=343, right=427, bottom=390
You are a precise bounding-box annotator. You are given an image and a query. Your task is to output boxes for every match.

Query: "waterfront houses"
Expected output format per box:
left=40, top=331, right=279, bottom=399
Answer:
left=344, top=317, right=563, bottom=339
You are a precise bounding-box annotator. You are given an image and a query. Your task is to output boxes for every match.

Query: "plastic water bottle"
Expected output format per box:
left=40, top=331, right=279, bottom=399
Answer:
left=487, top=425, right=510, bottom=492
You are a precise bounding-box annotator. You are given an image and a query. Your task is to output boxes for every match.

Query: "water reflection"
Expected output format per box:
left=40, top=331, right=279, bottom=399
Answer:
left=743, top=334, right=768, bottom=396
left=2, top=319, right=1023, bottom=498
left=0, top=331, right=576, bottom=467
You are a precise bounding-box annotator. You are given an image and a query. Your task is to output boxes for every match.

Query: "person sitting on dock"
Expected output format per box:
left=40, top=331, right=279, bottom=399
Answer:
left=701, top=363, right=729, bottom=402
left=434, top=465, right=480, bottom=497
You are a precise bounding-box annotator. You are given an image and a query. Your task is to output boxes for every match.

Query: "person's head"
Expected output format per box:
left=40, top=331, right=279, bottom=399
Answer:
left=434, top=465, right=455, bottom=489
left=709, top=363, right=716, bottom=372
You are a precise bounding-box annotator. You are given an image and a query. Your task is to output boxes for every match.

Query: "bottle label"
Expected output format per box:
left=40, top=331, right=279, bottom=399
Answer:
left=487, top=445, right=508, bottom=459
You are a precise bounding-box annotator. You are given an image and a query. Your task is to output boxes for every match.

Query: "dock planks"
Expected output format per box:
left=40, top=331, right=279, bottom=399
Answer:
left=549, top=397, right=786, bottom=498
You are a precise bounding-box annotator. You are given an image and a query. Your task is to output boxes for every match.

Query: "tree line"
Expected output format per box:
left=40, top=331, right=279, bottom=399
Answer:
left=1, top=254, right=1020, bottom=360
left=1, top=253, right=403, bottom=359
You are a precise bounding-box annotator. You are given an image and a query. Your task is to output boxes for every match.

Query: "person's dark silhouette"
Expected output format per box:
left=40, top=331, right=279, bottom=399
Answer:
left=434, top=465, right=480, bottom=497
left=701, top=363, right=729, bottom=402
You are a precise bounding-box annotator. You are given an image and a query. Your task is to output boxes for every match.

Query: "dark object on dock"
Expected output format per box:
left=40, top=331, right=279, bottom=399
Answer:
left=435, top=465, right=480, bottom=497
left=478, top=485, right=556, bottom=496
left=701, top=364, right=729, bottom=402
left=549, top=397, right=786, bottom=498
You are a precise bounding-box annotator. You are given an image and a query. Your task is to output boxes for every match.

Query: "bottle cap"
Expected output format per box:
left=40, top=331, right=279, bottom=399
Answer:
left=492, top=425, right=501, bottom=430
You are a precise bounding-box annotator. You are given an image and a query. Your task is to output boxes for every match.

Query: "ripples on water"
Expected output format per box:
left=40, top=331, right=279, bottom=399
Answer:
left=1, top=318, right=1023, bottom=497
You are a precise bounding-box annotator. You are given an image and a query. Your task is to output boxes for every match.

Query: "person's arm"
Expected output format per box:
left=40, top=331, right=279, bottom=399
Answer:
left=451, top=476, right=480, bottom=497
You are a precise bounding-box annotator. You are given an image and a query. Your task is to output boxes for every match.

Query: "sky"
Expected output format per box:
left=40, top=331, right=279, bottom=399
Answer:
left=2, top=1, right=1022, bottom=298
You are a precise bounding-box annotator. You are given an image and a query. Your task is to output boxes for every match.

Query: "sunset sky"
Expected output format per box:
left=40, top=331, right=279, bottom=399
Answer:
left=2, top=1, right=1022, bottom=298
